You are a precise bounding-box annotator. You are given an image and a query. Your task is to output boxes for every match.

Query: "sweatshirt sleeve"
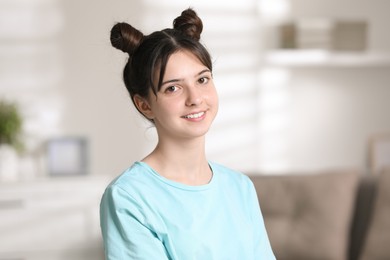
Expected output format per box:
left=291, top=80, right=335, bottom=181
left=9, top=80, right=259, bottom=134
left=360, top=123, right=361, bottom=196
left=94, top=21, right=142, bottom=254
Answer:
left=248, top=180, right=277, bottom=260
left=100, top=185, right=169, bottom=260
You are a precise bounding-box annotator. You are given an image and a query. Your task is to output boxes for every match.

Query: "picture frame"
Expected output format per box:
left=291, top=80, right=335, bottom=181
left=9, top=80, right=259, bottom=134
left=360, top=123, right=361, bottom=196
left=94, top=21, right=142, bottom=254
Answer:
left=47, top=137, right=88, bottom=176
left=368, top=133, right=390, bottom=174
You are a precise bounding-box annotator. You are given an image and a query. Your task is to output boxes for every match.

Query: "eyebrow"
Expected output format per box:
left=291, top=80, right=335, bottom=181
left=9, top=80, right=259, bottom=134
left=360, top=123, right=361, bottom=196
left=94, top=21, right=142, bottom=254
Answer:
left=161, top=69, right=211, bottom=86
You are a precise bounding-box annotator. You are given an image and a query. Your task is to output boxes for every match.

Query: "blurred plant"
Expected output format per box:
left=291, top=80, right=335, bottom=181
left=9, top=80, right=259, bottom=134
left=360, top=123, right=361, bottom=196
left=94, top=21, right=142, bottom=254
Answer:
left=0, top=100, right=23, bottom=151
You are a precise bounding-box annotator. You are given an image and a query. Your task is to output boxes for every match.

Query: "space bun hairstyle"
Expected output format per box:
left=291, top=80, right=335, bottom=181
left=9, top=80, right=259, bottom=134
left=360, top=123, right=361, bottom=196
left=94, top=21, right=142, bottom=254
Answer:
left=110, top=22, right=144, bottom=56
left=110, top=8, right=212, bottom=120
left=173, top=8, right=203, bottom=41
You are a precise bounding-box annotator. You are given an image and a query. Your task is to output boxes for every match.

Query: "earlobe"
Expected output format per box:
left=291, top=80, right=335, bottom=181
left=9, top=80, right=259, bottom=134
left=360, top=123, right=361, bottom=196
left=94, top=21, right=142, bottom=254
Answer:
left=133, top=95, right=154, bottom=119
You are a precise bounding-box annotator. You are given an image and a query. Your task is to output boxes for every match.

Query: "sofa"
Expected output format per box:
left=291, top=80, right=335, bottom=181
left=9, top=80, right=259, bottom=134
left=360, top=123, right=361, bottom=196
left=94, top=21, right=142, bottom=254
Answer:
left=249, top=168, right=390, bottom=260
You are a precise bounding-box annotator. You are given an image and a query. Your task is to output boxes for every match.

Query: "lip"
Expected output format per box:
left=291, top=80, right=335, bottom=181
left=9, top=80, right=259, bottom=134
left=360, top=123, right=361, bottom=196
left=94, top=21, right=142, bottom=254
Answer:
left=181, top=111, right=206, bottom=120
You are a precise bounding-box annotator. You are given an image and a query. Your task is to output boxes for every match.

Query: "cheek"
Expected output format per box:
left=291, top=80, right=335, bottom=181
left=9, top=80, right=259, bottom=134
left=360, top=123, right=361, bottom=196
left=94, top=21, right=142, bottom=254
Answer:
left=154, top=100, right=180, bottom=117
left=204, top=86, right=219, bottom=118
left=210, top=86, right=219, bottom=108
left=214, top=95, right=219, bottom=116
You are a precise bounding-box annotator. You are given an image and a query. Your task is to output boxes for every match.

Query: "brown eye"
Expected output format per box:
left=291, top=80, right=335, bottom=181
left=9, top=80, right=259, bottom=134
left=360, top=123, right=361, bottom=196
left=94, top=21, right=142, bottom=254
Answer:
left=198, top=77, right=209, bottom=84
left=165, top=86, right=178, bottom=93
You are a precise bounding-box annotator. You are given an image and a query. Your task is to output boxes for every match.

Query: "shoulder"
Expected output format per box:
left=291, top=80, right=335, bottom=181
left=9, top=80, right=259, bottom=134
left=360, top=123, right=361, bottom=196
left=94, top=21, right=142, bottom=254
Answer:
left=102, top=162, right=155, bottom=203
left=109, top=162, right=146, bottom=186
left=210, top=162, right=260, bottom=214
left=210, top=161, right=254, bottom=189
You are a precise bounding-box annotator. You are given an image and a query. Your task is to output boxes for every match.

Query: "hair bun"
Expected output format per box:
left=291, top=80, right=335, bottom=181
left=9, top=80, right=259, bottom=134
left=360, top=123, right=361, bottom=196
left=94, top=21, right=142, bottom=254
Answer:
left=110, top=22, right=144, bottom=56
left=173, top=8, right=203, bottom=41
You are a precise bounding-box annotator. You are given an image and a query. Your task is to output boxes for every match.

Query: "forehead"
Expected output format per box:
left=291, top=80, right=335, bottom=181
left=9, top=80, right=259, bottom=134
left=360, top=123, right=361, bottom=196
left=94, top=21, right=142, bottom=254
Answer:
left=163, top=51, right=208, bottom=78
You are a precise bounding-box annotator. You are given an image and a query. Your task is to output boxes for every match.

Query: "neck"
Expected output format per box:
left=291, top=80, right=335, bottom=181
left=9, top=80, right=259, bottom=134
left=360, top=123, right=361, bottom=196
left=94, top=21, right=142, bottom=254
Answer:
left=142, top=136, right=212, bottom=185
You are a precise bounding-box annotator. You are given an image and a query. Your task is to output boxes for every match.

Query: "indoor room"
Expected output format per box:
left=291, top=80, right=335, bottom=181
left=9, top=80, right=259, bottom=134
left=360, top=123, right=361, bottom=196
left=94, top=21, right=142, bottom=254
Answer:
left=0, top=0, right=389, bottom=259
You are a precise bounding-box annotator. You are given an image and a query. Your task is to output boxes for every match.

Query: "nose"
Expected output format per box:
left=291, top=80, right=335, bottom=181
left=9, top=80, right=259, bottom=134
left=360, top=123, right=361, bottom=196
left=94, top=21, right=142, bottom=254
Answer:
left=185, top=86, right=203, bottom=106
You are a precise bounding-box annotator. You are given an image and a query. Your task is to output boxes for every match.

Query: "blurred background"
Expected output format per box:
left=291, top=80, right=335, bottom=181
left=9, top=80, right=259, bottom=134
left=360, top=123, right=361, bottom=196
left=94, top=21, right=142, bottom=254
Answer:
left=1, top=0, right=389, bottom=259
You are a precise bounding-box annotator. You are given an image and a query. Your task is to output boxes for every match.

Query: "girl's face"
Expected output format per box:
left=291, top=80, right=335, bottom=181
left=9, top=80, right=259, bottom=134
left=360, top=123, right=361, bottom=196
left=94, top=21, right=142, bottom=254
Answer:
left=138, top=50, right=218, bottom=141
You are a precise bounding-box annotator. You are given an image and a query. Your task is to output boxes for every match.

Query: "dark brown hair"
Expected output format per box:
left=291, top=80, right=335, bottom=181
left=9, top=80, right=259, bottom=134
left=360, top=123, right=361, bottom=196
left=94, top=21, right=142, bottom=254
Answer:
left=110, top=8, right=212, bottom=118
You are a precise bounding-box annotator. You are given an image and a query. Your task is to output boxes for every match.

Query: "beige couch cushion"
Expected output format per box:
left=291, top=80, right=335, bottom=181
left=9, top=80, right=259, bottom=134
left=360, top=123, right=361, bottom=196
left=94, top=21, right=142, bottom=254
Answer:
left=360, top=169, right=390, bottom=260
left=250, top=171, right=359, bottom=260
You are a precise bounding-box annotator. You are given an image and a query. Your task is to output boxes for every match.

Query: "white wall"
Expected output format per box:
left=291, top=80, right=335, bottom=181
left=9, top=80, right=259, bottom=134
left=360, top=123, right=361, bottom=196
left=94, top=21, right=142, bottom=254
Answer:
left=288, top=67, right=390, bottom=171
left=57, top=0, right=148, bottom=176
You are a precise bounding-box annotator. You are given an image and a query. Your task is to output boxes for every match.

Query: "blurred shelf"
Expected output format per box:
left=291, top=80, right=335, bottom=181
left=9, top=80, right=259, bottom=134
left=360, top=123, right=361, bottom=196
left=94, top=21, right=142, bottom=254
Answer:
left=263, top=50, right=390, bottom=67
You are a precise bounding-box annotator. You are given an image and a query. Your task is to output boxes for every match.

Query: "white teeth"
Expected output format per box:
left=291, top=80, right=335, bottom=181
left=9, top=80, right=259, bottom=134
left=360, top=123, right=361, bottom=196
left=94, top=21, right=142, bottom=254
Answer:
left=184, top=112, right=204, bottom=119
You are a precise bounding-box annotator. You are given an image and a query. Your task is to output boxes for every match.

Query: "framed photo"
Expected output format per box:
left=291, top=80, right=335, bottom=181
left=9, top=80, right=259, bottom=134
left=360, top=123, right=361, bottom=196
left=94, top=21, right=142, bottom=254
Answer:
left=369, top=133, right=390, bottom=174
left=47, top=137, right=88, bottom=176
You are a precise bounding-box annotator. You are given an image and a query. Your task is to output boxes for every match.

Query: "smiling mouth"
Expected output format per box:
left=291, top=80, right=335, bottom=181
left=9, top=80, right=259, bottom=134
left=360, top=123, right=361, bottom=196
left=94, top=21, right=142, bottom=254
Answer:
left=182, top=111, right=205, bottom=119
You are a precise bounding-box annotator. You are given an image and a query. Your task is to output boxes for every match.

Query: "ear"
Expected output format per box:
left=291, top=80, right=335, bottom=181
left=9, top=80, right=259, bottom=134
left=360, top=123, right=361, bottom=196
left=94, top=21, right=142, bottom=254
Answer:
left=133, top=94, right=154, bottom=119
